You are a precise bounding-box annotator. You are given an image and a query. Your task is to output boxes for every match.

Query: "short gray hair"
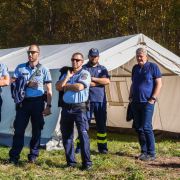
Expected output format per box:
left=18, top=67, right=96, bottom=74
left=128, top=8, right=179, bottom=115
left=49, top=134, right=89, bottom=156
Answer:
left=72, top=52, right=84, bottom=60
left=136, top=47, right=147, bottom=55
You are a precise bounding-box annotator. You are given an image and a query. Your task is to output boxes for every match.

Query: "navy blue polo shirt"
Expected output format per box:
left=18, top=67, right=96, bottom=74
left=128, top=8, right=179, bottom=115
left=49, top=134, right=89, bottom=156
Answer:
left=132, top=61, right=162, bottom=103
left=83, top=63, right=110, bottom=103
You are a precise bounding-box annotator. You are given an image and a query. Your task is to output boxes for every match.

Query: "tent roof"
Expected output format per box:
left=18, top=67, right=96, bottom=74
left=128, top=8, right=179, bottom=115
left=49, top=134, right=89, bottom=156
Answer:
left=0, top=33, right=180, bottom=74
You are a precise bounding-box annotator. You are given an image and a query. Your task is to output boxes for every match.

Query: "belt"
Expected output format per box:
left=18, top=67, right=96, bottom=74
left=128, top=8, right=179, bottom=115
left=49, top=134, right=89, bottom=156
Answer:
left=25, top=96, right=43, bottom=102
left=63, top=102, right=86, bottom=108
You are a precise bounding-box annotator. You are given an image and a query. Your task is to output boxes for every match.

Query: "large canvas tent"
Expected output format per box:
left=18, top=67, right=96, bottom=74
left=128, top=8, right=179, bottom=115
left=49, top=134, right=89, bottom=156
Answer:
left=0, top=33, right=180, bottom=147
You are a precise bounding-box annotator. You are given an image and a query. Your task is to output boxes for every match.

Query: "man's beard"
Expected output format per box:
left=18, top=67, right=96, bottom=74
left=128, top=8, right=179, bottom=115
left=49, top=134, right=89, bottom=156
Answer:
left=89, top=60, right=98, bottom=66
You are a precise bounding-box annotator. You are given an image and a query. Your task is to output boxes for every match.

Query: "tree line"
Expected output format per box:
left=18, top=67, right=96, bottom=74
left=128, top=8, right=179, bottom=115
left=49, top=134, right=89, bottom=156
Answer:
left=0, top=0, right=180, bottom=56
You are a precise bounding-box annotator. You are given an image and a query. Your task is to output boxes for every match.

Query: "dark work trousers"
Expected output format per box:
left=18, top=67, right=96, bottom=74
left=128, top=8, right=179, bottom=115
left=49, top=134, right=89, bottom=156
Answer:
left=9, top=99, right=44, bottom=162
left=60, top=106, right=92, bottom=167
left=76, top=102, right=108, bottom=153
left=0, top=96, right=2, bottom=122
left=131, top=102, right=155, bottom=157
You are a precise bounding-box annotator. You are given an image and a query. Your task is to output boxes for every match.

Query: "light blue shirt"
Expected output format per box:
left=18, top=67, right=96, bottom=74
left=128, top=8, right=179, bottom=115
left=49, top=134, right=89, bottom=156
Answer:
left=0, top=62, right=9, bottom=94
left=60, top=69, right=91, bottom=104
left=13, top=62, right=52, bottom=98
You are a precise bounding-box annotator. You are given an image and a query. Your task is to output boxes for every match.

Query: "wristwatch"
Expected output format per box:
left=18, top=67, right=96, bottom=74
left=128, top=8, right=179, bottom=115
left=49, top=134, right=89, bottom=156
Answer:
left=47, top=104, right=52, bottom=108
left=151, top=97, right=156, bottom=100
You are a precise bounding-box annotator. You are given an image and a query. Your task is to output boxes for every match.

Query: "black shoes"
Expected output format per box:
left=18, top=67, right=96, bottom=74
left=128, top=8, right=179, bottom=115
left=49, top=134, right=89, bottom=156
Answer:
left=83, top=164, right=93, bottom=171
left=141, top=156, right=156, bottom=161
left=8, top=159, right=18, bottom=164
left=64, top=164, right=92, bottom=171
left=29, top=159, right=36, bottom=164
left=99, top=151, right=108, bottom=154
left=64, top=164, right=77, bottom=169
left=135, top=153, right=147, bottom=160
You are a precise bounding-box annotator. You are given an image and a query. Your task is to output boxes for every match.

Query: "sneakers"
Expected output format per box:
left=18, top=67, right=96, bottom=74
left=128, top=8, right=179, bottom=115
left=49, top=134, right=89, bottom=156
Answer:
left=83, top=164, right=93, bottom=171
left=135, top=154, right=156, bottom=161
left=135, top=153, right=147, bottom=160
left=141, top=156, right=156, bottom=161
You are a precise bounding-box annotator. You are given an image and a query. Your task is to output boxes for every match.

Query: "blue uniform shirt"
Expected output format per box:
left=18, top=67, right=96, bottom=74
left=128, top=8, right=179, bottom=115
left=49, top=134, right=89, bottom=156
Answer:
left=0, top=62, right=9, bottom=94
left=83, top=63, right=110, bottom=103
left=13, top=62, right=52, bottom=98
left=60, top=69, right=91, bottom=104
left=132, top=61, right=162, bottom=103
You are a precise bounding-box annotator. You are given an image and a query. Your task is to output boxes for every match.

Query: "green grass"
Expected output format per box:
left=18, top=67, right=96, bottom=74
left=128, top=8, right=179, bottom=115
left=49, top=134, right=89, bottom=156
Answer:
left=0, top=130, right=180, bottom=179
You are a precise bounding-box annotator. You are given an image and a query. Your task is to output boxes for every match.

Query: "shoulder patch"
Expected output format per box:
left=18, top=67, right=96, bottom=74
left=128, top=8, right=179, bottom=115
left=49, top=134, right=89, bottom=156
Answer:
left=80, top=73, right=88, bottom=80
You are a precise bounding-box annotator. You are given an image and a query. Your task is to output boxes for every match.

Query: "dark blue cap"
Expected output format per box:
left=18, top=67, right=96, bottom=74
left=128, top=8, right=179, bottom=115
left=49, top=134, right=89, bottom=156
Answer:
left=89, top=48, right=99, bottom=57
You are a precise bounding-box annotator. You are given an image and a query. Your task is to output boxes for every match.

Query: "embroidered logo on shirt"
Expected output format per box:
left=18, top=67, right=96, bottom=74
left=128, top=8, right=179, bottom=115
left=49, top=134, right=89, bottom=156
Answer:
left=98, top=70, right=101, bottom=73
left=36, top=70, right=41, bottom=76
left=80, top=73, right=88, bottom=80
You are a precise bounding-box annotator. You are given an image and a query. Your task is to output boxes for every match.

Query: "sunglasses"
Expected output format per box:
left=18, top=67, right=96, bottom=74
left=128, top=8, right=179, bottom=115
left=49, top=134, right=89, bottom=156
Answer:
left=71, top=58, right=82, bottom=62
left=27, top=51, right=39, bottom=54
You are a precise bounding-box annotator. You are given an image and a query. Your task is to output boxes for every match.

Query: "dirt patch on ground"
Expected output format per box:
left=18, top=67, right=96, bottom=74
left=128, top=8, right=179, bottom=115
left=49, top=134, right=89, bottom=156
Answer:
left=135, top=155, right=180, bottom=179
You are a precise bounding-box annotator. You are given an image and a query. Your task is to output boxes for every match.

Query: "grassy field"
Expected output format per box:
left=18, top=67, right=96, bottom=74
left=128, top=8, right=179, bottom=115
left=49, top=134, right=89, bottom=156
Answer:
left=0, top=129, right=180, bottom=180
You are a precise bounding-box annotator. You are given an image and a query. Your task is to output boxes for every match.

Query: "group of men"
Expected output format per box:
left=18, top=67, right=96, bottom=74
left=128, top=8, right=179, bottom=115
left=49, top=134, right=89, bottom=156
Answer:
left=0, top=45, right=162, bottom=171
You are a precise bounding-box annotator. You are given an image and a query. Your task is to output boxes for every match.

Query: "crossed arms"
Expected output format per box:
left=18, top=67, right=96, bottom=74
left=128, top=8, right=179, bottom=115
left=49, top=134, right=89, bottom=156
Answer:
left=55, top=70, right=85, bottom=92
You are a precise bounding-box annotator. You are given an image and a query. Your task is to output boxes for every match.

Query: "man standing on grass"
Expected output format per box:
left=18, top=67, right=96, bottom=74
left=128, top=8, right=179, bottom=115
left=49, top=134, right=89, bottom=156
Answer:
left=9, top=45, right=52, bottom=164
left=75, top=48, right=110, bottom=154
left=129, top=47, right=162, bottom=161
left=55, top=53, right=92, bottom=171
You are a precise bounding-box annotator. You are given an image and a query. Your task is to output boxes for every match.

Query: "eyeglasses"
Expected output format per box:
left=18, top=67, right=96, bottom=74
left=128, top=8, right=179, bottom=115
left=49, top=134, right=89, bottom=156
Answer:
left=71, top=58, right=82, bottom=62
left=27, top=51, right=39, bottom=54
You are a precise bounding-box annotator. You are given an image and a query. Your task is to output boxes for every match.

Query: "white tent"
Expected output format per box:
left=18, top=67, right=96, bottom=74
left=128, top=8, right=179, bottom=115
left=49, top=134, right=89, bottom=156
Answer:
left=0, top=33, right=180, bottom=147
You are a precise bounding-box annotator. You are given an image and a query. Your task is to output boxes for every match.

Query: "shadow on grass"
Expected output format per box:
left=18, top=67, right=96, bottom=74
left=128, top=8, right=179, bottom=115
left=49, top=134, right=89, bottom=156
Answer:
left=90, top=149, right=134, bottom=159
left=0, top=157, right=66, bottom=168
left=0, top=157, right=27, bottom=167
left=0, top=144, right=9, bottom=148
left=150, top=163, right=180, bottom=168
left=88, top=129, right=180, bottom=144
left=89, top=150, right=100, bottom=155
left=114, top=151, right=134, bottom=158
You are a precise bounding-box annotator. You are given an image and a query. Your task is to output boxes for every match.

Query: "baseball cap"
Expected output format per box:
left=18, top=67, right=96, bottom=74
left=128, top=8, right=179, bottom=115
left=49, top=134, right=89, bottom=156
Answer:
left=89, top=48, right=99, bottom=57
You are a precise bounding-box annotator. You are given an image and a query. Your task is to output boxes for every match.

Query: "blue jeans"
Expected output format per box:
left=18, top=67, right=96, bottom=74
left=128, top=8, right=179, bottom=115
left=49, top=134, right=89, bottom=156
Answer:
left=131, top=102, right=155, bottom=157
